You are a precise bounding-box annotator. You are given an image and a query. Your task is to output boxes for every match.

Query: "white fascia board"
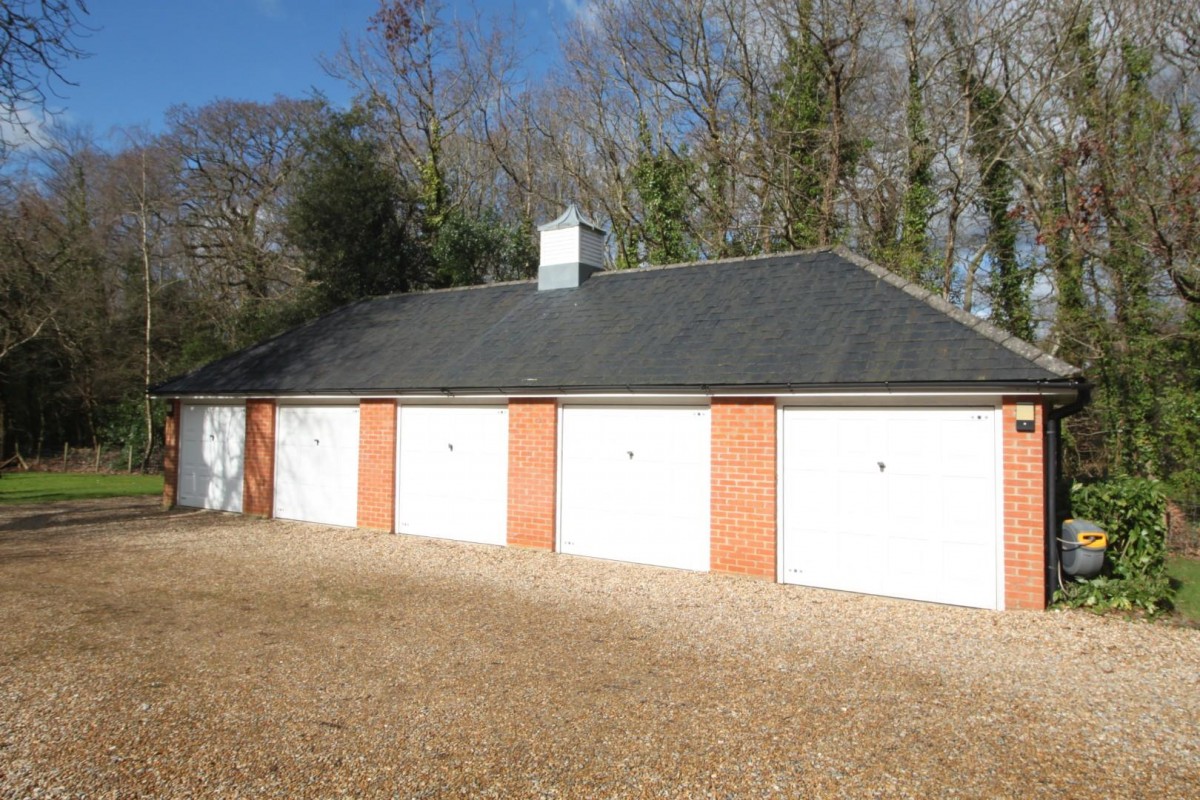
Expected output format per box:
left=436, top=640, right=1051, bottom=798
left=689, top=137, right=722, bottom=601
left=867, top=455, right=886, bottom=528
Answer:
left=163, top=394, right=362, bottom=402
left=169, top=396, right=247, bottom=404
left=395, top=399, right=510, bottom=409
left=557, top=397, right=712, bottom=408
left=274, top=397, right=360, bottom=406
left=411, top=390, right=1056, bottom=402
left=777, top=392, right=1012, bottom=407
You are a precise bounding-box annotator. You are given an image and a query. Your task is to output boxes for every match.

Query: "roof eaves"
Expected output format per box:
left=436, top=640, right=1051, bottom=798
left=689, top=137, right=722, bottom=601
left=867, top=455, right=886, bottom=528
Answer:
left=832, top=245, right=1082, bottom=379
left=153, top=378, right=1086, bottom=400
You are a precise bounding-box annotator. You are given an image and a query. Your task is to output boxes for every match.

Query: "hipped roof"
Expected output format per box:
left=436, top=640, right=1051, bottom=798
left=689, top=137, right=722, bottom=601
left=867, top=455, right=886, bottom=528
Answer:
left=152, top=248, right=1082, bottom=397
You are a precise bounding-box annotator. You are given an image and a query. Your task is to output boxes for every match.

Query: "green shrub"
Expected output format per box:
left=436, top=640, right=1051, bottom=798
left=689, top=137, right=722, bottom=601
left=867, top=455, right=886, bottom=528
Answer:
left=1055, top=477, right=1172, bottom=614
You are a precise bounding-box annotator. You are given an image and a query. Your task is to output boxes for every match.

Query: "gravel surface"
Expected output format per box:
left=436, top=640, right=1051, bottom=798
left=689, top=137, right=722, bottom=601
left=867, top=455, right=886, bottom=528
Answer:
left=1, top=497, right=1197, bottom=798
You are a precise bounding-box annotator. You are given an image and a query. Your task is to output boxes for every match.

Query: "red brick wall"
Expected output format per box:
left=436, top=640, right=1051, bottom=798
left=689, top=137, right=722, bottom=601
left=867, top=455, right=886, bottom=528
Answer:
left=162, top=399, right=181, bottom=508
left=243, top=399, right=276, bottom=517
left=507, top=399, right=557, bottom=550
left=358, top=399, right=397, bottom=531
left=1003, top=397, right=1047, bottom=609
left=710, top=398, right=777, bottom=578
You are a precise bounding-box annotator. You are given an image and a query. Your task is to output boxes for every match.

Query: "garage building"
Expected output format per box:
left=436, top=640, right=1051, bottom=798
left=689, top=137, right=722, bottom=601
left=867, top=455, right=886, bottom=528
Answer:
left=152, top=206, right=1086, bottom=610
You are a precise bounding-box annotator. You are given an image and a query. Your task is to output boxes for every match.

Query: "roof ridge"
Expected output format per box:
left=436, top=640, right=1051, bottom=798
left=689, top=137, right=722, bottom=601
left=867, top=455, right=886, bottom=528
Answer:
left=830, top=245, right=1081, bottom=379
left=367, top=248, right=830, bottom=297
left=592, top=246, right=834, bottom=278
left=356, top=247, right=834, bottom=298
left=364, top=275, right=536, bottom=302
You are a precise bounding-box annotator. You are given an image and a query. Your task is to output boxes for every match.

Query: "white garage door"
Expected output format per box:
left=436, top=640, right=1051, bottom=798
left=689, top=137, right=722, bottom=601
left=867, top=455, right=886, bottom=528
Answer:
left=178, top=403, right=245, bottom=512
left=781, top=407, right=1000, bottom=609
left=560, top=406, right=710, bottom=571
left=274, top=405, right=360, bottom=527
left=396, top=406, right=509, bottom=545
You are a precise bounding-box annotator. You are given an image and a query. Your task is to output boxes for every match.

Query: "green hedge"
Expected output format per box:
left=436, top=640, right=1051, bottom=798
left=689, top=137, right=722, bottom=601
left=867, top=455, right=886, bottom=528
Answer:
left=1055, top=477, right=1172, bottom=614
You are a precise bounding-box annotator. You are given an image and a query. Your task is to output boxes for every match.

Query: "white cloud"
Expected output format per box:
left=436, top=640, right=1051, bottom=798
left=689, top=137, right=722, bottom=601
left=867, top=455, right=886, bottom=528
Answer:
left=254, top=0, right=285, bottom=19
left=0, top=106, right=51, bottom=152
left=557, top=0, right=599, bottom=29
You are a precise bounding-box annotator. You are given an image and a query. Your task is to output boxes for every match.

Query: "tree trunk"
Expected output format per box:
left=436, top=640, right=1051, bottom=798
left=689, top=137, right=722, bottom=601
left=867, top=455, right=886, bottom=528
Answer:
left=35, top=406, right=44, bottom=466
left=140, top=153, right=155, bottom=473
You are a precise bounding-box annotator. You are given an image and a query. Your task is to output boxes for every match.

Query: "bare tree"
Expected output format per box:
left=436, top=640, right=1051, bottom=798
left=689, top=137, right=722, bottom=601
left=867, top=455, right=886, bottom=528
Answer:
left=327, top=1, right=521, bottom=223
left=0, top=0, right=89, bottom=153
left=165, top=96, right=321, bottom=346
left=111, top=133, right=175, bottom=470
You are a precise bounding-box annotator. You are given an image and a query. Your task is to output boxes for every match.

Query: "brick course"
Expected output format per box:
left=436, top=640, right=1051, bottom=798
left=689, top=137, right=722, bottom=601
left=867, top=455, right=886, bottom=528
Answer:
left=507, top=399, right=557, bottom=550
left=166, top=390, right=1050, bottom=612
left=243, top=399, right=276, bottom=517
left=710, top=398, right=777, bottom=578
left=358, top=399, right=397, bottom=531
left=1003, top=397, right=1046, bottom=609
left=162, top=399, right=180, bottom=508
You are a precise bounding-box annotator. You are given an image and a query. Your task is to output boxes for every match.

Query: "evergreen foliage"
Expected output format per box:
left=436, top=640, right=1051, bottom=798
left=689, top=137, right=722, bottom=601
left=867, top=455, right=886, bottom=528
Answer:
left=967, top=79, right=1029, bottom=339
left=286, top=108, right=422, bottom=313
left=892, top=59, right=937, bottom=288
left=430, top=209, right=537, bottom=286
left=768, top=23, right=830, bottom=250
left=625, top=117, right=697, bottom=266
left=1058, top=478, right=1172, bottom=613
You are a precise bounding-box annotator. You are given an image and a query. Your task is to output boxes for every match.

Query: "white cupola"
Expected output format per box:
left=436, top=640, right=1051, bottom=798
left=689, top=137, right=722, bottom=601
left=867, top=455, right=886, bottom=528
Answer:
left=537, top=204, right=607, bottom=290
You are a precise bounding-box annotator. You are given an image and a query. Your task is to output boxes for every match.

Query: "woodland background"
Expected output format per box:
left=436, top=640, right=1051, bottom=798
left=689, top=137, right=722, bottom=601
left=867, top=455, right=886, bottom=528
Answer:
left=0, top=0, right=1197, bottom=512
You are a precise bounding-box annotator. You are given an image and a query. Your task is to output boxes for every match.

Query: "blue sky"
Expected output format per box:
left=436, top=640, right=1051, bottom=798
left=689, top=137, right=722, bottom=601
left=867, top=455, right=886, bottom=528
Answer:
left=52, top=1, right=576, bottom=143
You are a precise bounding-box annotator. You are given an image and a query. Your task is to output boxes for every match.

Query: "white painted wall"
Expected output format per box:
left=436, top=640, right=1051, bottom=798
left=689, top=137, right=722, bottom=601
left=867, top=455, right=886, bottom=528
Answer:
left=540, top=226, right=605, bottom=267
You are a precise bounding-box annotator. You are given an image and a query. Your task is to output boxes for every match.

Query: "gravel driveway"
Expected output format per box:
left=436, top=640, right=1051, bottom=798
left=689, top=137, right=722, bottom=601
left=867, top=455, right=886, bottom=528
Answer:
left=1, top=498, right=1197, bottom=798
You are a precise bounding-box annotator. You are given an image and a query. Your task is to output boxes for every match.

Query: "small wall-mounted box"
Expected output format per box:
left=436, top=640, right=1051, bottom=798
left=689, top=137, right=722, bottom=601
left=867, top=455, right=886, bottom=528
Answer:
left=1015, top=402, right=1036, bottom=432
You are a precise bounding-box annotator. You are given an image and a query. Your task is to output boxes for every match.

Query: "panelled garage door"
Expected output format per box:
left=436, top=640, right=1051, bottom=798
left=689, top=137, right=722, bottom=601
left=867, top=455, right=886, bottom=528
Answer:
left=178, top=403, right=245, bottom=512
left=274, top=405, right=360, bottom=527
left=781, top=407, right=1000, bottom=609
left=559, top=406, right=710, bottom=571
left=396, top=406, right=509, bottom=545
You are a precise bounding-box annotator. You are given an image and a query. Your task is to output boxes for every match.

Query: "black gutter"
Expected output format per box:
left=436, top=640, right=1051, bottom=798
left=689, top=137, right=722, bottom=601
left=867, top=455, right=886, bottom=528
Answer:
left=150, top=379, right=1086, bottom=399
left=1044, top=384, right=1093, bottom=605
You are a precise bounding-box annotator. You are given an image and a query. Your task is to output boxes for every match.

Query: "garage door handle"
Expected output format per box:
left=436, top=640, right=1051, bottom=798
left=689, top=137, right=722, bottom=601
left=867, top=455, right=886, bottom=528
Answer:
left=878, top=461, right=886, bottom=472
left=314, top=439, right=320, bottom=446
left=448, top=443, right=454, bottom=452
left=628, top=451, right=634, bottom=460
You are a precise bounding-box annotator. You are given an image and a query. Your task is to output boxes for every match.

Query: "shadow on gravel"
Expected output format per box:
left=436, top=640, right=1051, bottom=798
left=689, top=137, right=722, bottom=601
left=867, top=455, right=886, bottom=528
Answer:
left=0, top=498, right=209, bottom=561
left=0, top=497, right=160, bottom=531
left=2, top=497, right=1197, bottom=798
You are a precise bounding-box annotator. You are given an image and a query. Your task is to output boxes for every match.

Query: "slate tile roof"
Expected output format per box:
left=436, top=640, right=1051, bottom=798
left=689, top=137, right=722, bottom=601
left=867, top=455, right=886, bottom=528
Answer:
left=152, top=248, right=1081, bottom=396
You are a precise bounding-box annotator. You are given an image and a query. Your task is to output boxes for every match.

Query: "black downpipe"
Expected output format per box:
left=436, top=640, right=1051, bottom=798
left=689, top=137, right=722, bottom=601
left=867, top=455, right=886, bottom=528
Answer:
left=1045, top=418, right=1062, bottom=603
left=1044, top=385, right=1093, bottom=605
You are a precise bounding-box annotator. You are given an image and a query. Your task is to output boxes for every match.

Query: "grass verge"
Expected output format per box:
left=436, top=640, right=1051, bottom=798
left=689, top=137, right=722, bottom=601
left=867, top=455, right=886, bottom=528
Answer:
left=1167, top=556, right=1200, bottom=623
left=0, top=472, right=163, bottom=505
